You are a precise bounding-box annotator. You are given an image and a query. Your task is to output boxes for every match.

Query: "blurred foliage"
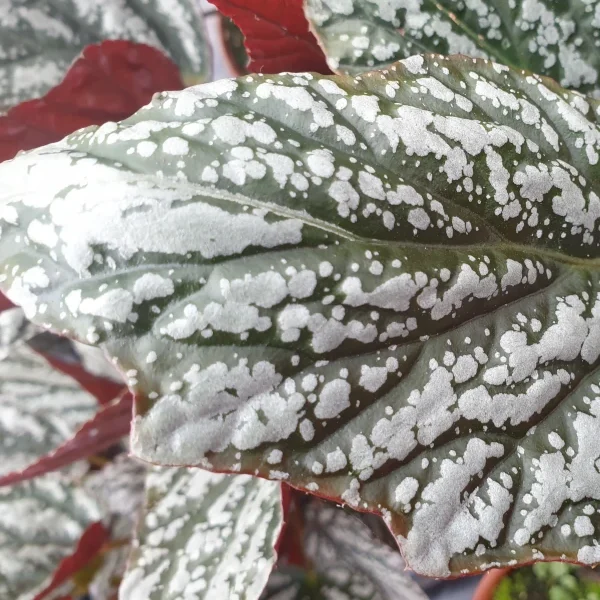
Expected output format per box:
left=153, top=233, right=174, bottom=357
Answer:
left=494, top=563, right=600, bottom=600
left=221, top=16, right=248, bottom=74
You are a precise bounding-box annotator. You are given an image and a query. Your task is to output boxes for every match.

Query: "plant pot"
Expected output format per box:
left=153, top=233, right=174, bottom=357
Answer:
left=472, top=568, right=513, bottom=600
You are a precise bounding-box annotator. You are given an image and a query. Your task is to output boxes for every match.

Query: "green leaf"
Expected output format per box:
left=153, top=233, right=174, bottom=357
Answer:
left=263, top=499, right=427, bottom=600
left=1, top=55, right=600, bottom=576
left=0, top=333, right=97, bottom=477
left=0, top=473, right=103, bottom=600
left=303, top=0, right=600, bottom=93
left=119, top=468, right=285, bottom=600
left=0, top=0, right=210, bottom=110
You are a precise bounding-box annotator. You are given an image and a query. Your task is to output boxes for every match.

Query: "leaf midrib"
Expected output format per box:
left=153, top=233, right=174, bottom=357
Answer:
left=22, top=153, right=600, bottom=275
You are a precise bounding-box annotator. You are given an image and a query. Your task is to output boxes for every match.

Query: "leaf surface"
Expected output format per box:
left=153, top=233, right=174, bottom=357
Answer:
left=304, top=0, right=600, bottom=93
left=263, top=499, right=427, bottom=600
left=208, top=0, right=329, bottom=74
left=0, top=40, right=185, bottom=163
left=0, top=0, right=208, bottom=110
left=2, top=56, right=600, bottom=576
left=120, top=468, right=286, bottom=599
left=0, top=474, right=105, bottom=600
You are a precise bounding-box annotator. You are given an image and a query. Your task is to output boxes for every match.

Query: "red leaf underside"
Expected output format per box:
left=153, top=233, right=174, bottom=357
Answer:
left=0, top=393, right=133, bottom=487
left=44, top=356, right=125, bottom=405
left=275, top=490, right=308, bottom=568
left=0, top=40, right=184, bottom=163
left=0, top=290, right=13, bottom=312
left=209, top=0, right=330, bottom=74
left=275, top=483, right=293, bottom=556
left=33, top=521, right=110, bottom=600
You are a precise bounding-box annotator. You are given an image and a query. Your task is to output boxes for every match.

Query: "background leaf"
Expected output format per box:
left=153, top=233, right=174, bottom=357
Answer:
left=0, top=309, right=115, bottom=597
left=83, top=456, right=146, bottom=600
left=304, top=0, right=600, bottom=94
left=0, top=291, right=14, bottom=312
left=0, top=392, right=132, bottom=488
left=0, top=341, right=98, bottom=478
left=208, top=0, right=330, bottom=74
left=0, top=0, right=208, bottom=110
left=72, top=340, right=124, bottom=384
left=0, top=308, right=37, bottom=356
left=2, top=56, right=600, bottom=576
left=0, top=474, right=106, bottom=600
left=41, top=356, right=125, bottom=407
left=220, top=16, right=249, bottom=75
left=0, top=40, right=185, bottom=163
left=263, top=498, right=427, bottom=600
left=120, top=468, right=286, bottom=600
left=32, top=521, right=109, bottom=600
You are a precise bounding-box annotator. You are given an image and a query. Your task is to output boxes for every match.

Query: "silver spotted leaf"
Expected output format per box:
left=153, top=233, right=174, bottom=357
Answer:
left=1, top=56, right=600, bottom=576
left=0, top=0, right=209, bottom=110
left=0, top=473, right=103, bottom=600
left=263, top=499, right=427, bottom=600
left=84, top=456, right=146, bottom=600
left=85, top=454, right=146, bottom=538
left=0, top=307, right=37, bottom=357
left=0, top=392, right=132, bottom=488
left=119, top=468, right=286, bottom=600
left=0, top=337, right=97, bottom=477
left=304, top=0, right=600, bottom=94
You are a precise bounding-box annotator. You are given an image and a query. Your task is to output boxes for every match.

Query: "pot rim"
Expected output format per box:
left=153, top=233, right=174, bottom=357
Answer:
left=472, top=568, right=513, bottom=600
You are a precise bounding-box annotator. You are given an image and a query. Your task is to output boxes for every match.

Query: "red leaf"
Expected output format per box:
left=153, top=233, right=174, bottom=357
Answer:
left=209, top=0, right=330, bottom=74
left=0, top=40, right=184, bottom=163
left=34, top=521, right=110, bottom=600
left=275, top=488, right=307, bottom=568
left=0, top=393, right=133, bottom=488
left=45, top=356, right=125, bottom=405
left=0, top=290, right=13, bottom=312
